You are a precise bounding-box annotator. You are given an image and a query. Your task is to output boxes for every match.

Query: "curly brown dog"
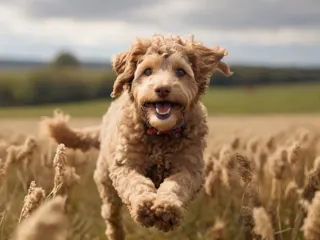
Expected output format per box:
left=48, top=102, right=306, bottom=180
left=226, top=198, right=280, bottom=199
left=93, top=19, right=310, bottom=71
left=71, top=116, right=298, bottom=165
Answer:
left=42, top=34, right=232, bottom=240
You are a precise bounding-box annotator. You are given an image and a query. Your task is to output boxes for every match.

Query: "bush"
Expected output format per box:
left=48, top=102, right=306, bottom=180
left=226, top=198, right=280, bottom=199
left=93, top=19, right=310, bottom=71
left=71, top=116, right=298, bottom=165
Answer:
left=0, top=68, right=116, bottom=107
left=51, top=52, right=80, bottom=68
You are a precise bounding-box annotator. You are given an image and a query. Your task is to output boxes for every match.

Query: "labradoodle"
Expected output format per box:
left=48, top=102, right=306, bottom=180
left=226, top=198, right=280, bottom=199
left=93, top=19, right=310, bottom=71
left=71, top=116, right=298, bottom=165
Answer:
left=42, top=34, right=232, bottom=240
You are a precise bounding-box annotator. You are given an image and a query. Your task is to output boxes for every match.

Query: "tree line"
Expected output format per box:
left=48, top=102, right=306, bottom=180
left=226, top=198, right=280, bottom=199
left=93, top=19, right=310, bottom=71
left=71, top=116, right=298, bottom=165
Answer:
left=0, top=52, right=319, bottom=107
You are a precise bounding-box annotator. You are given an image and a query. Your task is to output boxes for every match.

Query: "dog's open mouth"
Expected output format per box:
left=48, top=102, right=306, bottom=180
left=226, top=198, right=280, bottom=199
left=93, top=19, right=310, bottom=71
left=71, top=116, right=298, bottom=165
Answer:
left=143, top=101, right=183, bottom=120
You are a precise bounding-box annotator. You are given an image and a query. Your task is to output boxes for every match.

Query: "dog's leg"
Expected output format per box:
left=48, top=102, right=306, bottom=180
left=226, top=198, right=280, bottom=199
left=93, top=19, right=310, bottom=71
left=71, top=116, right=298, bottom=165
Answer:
left=108, top=161, right=157, bottom=228
left=152, top=145, right=205, bottom=232
left=94, top=155, right=124, bottom=240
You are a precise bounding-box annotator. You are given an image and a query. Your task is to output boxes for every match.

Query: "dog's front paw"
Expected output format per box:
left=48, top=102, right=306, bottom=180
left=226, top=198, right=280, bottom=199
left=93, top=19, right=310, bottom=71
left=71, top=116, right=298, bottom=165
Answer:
left=130, top=193, right=156, bottom=228
left=152, top=198, right=183, bottom=232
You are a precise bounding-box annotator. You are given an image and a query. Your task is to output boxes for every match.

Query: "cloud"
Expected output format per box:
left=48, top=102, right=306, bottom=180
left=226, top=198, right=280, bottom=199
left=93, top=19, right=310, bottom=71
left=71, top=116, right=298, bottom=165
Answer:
left=0, top=0, right=319, bottom=65
left=182, top=0, right=320, bottom=30
left=23, top=0, right=152, bottom=21
left=21, top=0, right=320, bottom=30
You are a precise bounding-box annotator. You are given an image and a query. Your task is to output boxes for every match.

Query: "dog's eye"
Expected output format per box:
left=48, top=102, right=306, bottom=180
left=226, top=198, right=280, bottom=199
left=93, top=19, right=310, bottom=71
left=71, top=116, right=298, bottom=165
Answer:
left=176, top=68, right=186, bottom=77
left=143, top=68, right=152, bottom=76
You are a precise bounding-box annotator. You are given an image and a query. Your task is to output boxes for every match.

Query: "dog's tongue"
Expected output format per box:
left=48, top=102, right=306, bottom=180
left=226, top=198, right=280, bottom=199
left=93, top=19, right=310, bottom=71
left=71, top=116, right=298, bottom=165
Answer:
left=155, top=103, right=171, bottom=114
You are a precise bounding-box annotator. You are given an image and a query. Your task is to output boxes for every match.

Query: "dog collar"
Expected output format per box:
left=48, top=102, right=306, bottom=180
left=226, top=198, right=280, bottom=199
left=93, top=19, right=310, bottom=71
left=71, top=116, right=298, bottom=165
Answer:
left=146, top=120, right=185, bottom=139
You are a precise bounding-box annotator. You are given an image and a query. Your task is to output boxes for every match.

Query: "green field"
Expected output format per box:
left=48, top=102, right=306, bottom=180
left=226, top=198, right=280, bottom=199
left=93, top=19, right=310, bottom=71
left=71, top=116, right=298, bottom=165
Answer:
left=0, top=82, right=320, bottom=118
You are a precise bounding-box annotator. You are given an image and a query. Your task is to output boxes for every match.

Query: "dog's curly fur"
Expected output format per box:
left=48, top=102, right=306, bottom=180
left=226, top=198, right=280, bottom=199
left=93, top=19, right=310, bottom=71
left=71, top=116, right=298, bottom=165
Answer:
left=42, top=34, right=232, bottom=240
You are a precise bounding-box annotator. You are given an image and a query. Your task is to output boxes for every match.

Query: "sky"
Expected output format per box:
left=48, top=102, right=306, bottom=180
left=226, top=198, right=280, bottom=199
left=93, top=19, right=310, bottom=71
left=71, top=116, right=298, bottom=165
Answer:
left=0, top=0, right=320, bottom=67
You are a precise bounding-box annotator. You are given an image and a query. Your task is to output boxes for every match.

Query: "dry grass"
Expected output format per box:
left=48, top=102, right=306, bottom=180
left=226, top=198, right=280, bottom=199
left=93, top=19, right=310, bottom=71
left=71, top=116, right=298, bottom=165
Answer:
left=0, top=114, right=320, bottom=240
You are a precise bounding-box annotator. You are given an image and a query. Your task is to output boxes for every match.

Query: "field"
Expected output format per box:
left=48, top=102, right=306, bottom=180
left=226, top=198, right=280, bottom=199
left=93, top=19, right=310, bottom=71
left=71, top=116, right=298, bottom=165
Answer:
left=1, top=82, right=320, bottom=118
left=1, top=112, right=320, bottom=240
left=1, top=80, right=320, bottom=240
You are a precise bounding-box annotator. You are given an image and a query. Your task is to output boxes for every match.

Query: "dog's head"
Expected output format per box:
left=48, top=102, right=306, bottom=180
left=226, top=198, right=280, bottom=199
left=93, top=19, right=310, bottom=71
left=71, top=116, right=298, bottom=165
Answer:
left=110, top=35, right=232, bottom=132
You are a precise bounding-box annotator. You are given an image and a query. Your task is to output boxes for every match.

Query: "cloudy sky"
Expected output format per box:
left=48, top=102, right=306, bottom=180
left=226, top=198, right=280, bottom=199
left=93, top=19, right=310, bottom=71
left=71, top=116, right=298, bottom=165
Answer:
left=0, top=0, right=320, bottom=66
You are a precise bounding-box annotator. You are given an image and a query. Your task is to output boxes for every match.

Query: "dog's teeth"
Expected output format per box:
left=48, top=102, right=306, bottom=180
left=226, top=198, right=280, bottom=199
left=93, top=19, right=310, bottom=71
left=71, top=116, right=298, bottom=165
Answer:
left=156, top=107, right=171, bottom=115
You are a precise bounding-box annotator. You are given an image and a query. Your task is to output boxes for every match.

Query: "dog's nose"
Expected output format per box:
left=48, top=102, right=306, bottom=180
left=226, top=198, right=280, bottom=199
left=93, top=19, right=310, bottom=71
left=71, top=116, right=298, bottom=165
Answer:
left=155, top=86, right=171, bottom=98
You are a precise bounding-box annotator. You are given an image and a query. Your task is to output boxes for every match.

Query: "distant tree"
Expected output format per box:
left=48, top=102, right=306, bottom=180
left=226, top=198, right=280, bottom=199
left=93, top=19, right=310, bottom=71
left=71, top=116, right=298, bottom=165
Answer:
left=52, top=51, right=80, bottom=68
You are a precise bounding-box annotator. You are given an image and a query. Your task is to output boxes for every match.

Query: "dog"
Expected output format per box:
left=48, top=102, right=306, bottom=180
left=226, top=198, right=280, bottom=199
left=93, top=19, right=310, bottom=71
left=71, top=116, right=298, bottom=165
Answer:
left=42, top=34, right=232, bottom=240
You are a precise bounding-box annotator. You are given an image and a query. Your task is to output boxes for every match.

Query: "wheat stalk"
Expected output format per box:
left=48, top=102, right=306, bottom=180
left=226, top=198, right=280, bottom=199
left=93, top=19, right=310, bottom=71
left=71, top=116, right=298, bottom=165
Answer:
left=301, top=191, right=320, bottom=240
left=18, top=181, right=46, bottom=224
left=12, top=196, right=68, bottom=240
left=253, top=207, right=275, bottom=240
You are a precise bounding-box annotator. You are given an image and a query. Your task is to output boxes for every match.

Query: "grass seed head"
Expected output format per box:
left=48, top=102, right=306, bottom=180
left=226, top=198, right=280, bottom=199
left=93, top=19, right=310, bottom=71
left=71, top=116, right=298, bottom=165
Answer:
left=268, top=148, right=288, bottom=180
left=252, top=207, right=275, bottom=240
left=284, top=181, right=300, bottom=200
left=245, top=178, right=262, bottom=208
left=302, top=191, right=320, bottom=240
left=239, top=206, right=254, bottom=229
left=302, top=156, right=320, bottom=202
left=13, top=196, right=68, bottom=240
left=288, top=141, right=301, bottom=165
left=19, top=181, right=46, bottom=223
left=219, top=144, right=236, bottom=170
left=231, top=137, right=240, bottom=150
left=52, top=144, right=67, bottom=197
left=235, top=153, right=253, bottom=184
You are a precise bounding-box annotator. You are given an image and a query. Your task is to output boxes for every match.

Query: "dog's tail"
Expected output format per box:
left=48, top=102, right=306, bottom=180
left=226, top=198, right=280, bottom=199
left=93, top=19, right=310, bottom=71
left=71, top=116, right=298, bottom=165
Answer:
left=40, top=110, right=101, bottom=151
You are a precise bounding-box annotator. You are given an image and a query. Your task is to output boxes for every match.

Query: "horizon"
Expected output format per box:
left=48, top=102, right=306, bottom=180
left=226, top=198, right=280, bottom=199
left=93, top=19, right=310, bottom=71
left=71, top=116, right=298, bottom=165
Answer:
left=1, top=56, right=319, bottom=69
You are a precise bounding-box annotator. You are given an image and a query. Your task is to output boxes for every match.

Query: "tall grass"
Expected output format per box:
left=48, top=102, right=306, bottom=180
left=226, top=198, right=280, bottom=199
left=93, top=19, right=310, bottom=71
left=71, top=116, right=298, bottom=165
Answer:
left=0, top=114, right=320, bottom=239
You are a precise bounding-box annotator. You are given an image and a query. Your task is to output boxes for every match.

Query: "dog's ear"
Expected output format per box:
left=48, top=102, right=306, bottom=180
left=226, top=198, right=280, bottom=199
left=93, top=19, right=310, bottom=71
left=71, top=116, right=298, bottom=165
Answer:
left=190, top=45, right=233, bottom=95
left=110, top=41, right=149, bottom=98
left=110, top=51, right=130, bottom=98
left=112, top=51, right=129, bottom=75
